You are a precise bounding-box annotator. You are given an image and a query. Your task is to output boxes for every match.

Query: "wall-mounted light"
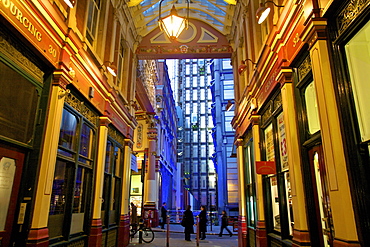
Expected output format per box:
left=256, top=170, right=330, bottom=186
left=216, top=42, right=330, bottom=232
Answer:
left=158, top=0, right=189, bottom=39
left=238, top=59, right=256, bottom=75
left=64, top=0, right=76, bottom=8
left=103, top=61, right=117, bottom=77
left=256, top=1, right=284, bottom=24
left=225, top=100, right=235, bottom=111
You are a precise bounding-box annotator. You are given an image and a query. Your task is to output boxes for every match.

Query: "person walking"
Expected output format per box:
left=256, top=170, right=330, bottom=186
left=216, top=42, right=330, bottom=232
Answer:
left=130, top=202, right=138, bottom=231
left=182, top=205, right=194, bottom=241
left=218, top=210, right=232, bottom=237
left=198, top=205, right=207, bottom=240
left=160, top=202, right=167, bottom=229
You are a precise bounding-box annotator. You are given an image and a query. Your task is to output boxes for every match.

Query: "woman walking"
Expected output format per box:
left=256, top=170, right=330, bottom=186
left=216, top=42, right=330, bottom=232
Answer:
left=182, top=205, right=194, bottom=241
left=219, top=210, right=232, bottom=237
left=198, top=205, right=207, bottom=240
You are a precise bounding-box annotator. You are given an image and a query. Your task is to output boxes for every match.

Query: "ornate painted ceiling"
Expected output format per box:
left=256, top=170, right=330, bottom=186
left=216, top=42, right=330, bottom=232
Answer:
left=127, top=0, right=236, bottom=38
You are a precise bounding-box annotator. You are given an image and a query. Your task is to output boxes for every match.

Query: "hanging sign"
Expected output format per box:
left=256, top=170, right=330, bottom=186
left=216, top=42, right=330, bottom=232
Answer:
left=256, top=161, right=276, bottom=175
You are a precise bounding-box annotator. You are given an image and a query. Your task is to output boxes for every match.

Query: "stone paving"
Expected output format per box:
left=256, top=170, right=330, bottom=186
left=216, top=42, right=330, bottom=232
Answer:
left=128, top=224, right=238, bottom=247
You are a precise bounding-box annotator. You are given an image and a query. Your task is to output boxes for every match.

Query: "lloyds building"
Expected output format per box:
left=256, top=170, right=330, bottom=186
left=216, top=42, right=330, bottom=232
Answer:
left=174, top=58, right=237, bottom=215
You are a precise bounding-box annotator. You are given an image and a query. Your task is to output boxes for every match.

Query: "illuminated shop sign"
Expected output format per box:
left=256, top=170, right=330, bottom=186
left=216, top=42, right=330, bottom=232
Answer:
left=0, top=0, right=42, bottom=41
left=0, top=0, right=59, bottom=64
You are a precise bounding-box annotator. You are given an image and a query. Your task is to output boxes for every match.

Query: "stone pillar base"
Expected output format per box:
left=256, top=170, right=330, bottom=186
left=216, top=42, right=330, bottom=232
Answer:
left=26, top=227, right=49, bottom=247
left=88, top=218, right=102, bottom=247
left=256, top=220, right=267, bottom=247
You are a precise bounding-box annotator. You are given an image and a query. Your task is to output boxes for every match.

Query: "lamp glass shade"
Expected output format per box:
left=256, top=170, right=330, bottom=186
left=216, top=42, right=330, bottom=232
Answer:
left=256, top=6, right=271, bottom=24
left=107, top=66, right=117, bottom=77
left=160, top=6, right=187, bottom=39
left=64, top=0, right=75, bottom=8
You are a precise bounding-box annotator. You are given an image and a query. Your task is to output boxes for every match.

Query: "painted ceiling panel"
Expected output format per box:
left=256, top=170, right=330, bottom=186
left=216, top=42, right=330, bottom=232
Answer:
left=128, top=0, right=235, bottom=37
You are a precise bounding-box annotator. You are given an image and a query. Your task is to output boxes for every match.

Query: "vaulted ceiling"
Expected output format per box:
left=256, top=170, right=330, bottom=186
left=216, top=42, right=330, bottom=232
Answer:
left=127, top=0, right=236, bottom=38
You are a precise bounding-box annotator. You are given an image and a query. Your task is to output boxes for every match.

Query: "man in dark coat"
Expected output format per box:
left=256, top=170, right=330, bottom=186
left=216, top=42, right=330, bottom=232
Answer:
left=161, top=202, right=167, bottom=229
left=198, top=205, right=207, bottom=240
left=182, top=205, right=194, bottom=241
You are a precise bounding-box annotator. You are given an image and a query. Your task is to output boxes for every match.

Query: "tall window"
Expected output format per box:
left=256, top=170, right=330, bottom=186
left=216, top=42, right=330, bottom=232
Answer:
left=86, top=0, right=101, bottom=45
left=49, top=106, right=96, bottom=240
left=261, top=92, right=293, bottom=238
left=245, top=141, right=256, bottom=227
left=102, top=136, right=123, bottom=228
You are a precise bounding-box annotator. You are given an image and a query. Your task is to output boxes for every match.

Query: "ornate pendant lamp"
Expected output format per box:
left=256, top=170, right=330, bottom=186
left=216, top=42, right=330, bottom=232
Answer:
left=158, top=0, right=189, bottom=39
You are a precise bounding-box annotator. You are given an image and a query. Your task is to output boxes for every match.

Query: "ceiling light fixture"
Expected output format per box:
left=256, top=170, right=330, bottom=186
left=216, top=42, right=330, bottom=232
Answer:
left=256, top=1, right=284, bottom=24
left=158, top=0, right=190, bottom=39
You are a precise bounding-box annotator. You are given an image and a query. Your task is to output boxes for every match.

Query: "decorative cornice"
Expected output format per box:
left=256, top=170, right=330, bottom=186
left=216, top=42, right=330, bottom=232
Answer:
left=64, top=93, right=99, bottom=126
left=298, top=56, right=311, bottom=81
left=336, top=0, right=370, bottom=35
left=0, top=31, right=44, bottom=82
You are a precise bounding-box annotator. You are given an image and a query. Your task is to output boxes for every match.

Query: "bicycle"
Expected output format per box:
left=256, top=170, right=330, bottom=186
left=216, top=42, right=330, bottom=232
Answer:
left=130, top=219, right=155, bottom=243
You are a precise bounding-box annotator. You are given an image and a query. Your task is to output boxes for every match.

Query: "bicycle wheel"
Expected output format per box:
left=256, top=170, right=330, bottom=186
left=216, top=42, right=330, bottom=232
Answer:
left=130, top=225, right=138, bottom=238
left=141, top=228, right=154, bottom=243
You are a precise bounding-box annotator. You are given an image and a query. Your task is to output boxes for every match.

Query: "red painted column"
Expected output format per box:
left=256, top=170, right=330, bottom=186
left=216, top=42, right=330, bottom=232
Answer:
left=238, top=216, right=247, bottom=247
left=256, top=220, right=267, bottom=247
left=88, top=219, right=103, bottom=246
left=117, top=214, right=130, bottom=247
left=27, top=228, right=49, bottom=247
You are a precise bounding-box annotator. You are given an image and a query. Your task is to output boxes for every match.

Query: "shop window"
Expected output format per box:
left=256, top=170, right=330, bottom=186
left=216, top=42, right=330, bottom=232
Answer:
left=304, top=82, right=320, bottom=134
left=49, top=106, right=96, bottom=241
left=345, top=20, right=370, bottom=142
left=245, top=141, right=257, bottom=227
left=261, top=94, right=293, bottom=238
left=0, top=61, right=39, bottom=144
left=102, top=137, right=123, bottom=228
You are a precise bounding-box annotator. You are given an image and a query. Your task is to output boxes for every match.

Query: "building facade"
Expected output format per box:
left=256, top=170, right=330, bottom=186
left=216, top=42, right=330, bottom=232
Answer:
left=230, top=0, right=370, bottom=246
left=209, top=59, right=238, bottom=216
left=0, top=1, right=160, bottom=246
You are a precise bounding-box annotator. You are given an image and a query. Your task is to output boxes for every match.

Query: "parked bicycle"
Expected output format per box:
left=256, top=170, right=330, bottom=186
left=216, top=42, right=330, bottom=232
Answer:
left=130, top=219, right=155, bottom=243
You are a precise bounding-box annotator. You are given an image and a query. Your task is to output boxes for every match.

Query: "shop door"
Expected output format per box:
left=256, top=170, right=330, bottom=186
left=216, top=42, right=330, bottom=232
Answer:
left=308, top=145, right=334, bottom=247
left=0, top=145, right=25, bottom=247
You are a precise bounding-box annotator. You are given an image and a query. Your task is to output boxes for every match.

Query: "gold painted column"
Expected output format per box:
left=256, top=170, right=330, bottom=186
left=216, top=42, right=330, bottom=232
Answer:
left=143, top=127, right=158, bottom=222
left=236, top=138, right=247, bottom=247
left=305, top=19, right=359, bottom=246
left=27, top=76, right=69, bottom=247
left=251, top=115, right=267, bottom=247
left=88, top=117, right=111, bottom=246
left=279, top=71, right=310, bottom=246
left=118, top=139, right=134, bottom=247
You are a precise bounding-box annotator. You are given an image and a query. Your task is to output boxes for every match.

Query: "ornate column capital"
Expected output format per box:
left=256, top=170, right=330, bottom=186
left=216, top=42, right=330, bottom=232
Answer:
left=99, top=116, right=112, bottom=127
left=276, top=67, right=293, bottom=86
left=235, top=138, right=244, bottom=147
left=53, top=69, right=73, bottom=90
left=124, top=139, right=134, bottom=149
left=250, top=114, right=260, bottom=126
left=302, top=18, right=328, bottom=49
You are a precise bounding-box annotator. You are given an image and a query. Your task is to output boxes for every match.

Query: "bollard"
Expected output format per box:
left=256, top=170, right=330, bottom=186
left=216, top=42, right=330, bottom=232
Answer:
left=138, top=219, right=143, bottom=243
left=166, top=215, right=170, bottom=247
left=196, top=216, right=199, bottom=247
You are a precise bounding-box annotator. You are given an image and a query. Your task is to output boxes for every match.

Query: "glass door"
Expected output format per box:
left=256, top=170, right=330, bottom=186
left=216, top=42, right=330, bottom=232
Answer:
left=308, top=145, right=333, bottom=247
left=0, top=145, right=25, bottom=246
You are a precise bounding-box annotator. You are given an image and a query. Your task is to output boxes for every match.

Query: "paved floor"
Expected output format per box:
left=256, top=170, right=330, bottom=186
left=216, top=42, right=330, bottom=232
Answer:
left=128, top=224, right=238, bottom=247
